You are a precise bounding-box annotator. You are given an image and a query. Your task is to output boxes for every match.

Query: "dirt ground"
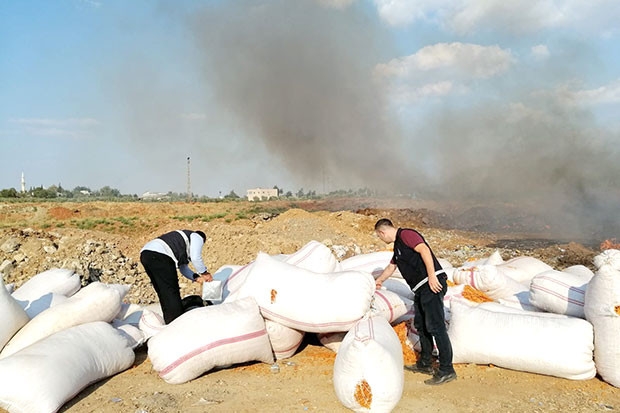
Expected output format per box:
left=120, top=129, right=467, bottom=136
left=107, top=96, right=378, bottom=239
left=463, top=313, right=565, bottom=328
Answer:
left=1, top=198, right=619, bottom=412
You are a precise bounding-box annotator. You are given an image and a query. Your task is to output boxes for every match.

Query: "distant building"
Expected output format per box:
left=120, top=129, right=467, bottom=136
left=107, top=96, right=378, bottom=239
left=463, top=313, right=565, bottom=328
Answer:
left=247, top=188, right=278, bottom=201
left=140, top=191, right=169, bottom=200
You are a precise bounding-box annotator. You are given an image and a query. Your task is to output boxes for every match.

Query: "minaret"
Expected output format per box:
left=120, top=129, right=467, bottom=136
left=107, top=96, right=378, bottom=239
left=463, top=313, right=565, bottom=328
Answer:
left=21, top=172, right=25, bottom=193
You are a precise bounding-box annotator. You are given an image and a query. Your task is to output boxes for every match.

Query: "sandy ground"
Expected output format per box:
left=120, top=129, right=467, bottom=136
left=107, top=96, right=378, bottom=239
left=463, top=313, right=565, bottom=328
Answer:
left=1, top=199, right=619, bottom=412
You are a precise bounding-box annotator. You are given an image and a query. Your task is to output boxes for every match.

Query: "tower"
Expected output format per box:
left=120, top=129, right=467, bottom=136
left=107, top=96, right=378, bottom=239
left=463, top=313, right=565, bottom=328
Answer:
left=21, top=172, right=25, bottom=193
left=186, top=157, right=191, bottom=202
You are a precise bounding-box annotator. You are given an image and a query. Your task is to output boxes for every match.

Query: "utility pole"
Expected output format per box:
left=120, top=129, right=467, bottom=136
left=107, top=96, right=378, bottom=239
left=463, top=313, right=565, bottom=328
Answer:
left=186, top=156, right=191, bottom=202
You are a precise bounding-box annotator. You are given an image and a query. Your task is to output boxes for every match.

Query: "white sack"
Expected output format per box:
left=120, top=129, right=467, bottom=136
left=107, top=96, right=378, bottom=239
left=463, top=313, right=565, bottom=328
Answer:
left=497, top=291, right=542, bottom=312
left=265, top=319, right=305, bottom=360
left=138, top=304, right=165, bottom=340
left=593, top=249, right=620, bottom=271
left=0, top=276, right=29, bottom=351
left=0, top=321, right=135, bottom=413
left=381, top=278, right=414, bottom=301
left=318, top=331, right=347, bottom=353
left=148, top=297, right=274, bottom=384
left=584, top=264, right=620, bottom=387
left=114, top=303, right=144, bottom=326
left=11, top=268, right=80, bottom=306
left=339, top=251, right=399, bottom=278
left=564, top=265, right=595, bottom=279
left=114, top=323, right=147, bottom=350
left=529, top=269, right=592, bottom=318
left=452, top=265, right=527, bottom=299
left=370, top=289, right=412, bottom=324
left=449, top=300, right=595, bottom=380
left=333, top=316, right=404, bottom=412
left=0, top=282, right=122, bottom=359
left=22, top=293, right=68, bottom=319
left=234, top=253, right=375, bottom=333
left=497, top=256, right=553, bottom=285
left=485, top=250, right=505, bottom=266
left=221, top=264, right=253, bottom=303
left=284, top=240, right=338, bottom=273
left=208, top=264, right=242, bottom=303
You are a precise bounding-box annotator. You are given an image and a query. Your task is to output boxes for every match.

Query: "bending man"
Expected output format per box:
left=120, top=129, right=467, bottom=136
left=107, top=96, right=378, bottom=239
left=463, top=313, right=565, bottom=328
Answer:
left=140, top=229, right=213, bottom=324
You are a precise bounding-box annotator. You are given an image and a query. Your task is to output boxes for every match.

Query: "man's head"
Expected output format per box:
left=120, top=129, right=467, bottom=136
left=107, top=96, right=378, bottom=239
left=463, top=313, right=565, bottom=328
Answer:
left=374, top=218, right=397, bottom=244
left=195, top=230, right=207, bottom=242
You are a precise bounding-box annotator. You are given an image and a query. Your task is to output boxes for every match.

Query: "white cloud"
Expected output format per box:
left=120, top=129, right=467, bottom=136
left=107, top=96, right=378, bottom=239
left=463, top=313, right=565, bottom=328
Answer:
left=372, top=0, right=448, bottom=27
left=376, top=42, right=514, bottom=79
left=372, top=0, right=620, bottom=36
left=531, top=44, right=550, bottom=59
left=391, top=81, right=455, bottom=104
left=572, top=79, right=620, bottom=105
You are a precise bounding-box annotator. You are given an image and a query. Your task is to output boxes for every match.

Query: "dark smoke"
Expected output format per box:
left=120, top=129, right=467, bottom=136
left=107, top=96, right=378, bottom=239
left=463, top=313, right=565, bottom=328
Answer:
left=189, top=0, right=407, bottom=191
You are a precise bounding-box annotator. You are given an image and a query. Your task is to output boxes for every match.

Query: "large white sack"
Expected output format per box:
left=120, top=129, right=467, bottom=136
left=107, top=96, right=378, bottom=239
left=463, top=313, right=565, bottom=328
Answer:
left=148, top=297, right=274, bottom=384
left=339, top=251, right=399, bottom=278
left=234, top=253, right=375, bottom=333
left=318, top=331, right=347, bottom=353
left=497, top=256, right=553, bottom=285
left=284, top=240, right=338, bottom=273
left=138, top=304, right=165, bottom=340
left=0, top=321, right=135, bottom=413
left=381, top=278, right=414, bottom=301
left=452, top=265, right=527, bottom=299
left=210, top=264, right=244, bottom=303
left=564, top=265, right=595, bottom=279
left=265, top=319, right=305, bottom=360
left=333, top=316, right=404, bottom=412
left=529, top=269, right=592, bottom=318
left=584, top=264, right=620, bottom=387
left=22, top=293, right=68, bottom=319
left=593, top=249, right=620, bottom=271
left=221, top=264, right=254, bottom=303
left=497, top=291, right=542, bottom=312
left=0, top=282, right=122, bottom=359
left=0, top=276, right=29, bottom=351
left=370, top=289, right=412, bottom=324
left=11, top=268, right=80, bottom=306
left=449, top=300, right=595, bottom=380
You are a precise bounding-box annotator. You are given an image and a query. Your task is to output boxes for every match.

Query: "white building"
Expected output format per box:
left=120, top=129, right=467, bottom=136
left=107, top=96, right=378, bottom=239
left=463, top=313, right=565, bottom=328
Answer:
left=247, top=188, right=278, bottom=201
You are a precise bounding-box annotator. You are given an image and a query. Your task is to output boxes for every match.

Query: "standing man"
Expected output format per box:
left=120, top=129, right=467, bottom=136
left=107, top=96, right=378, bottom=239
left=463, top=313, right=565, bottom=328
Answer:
left=140, top=229, right=213, bottom=324
left=374, top=218, right=456, bottom=385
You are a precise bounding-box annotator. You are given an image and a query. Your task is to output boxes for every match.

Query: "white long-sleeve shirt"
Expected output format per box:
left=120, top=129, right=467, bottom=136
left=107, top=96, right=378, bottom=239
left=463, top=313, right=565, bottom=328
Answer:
left=141, top=232, right=208, bottom=281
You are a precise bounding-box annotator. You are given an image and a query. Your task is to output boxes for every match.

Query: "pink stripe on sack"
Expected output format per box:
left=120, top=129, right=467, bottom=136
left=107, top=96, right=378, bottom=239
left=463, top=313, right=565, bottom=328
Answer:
left=374, top=290, right=395, bottom=322
left=468, top=268, right=477, bottom=289
left=260, top=306, right=360, bottom=330
left=535, top=276, right=586, bottom=294
left=287, top=243, right=319, bottom=266
left=531, top=284, right=584, bottom=306
left=222, top=263, right=253, bottom=291
left=354, top=317, right=375, bottom=343
left=140, top=311, right=164, bottom=329
left=159, top=329, right=268, bottom=376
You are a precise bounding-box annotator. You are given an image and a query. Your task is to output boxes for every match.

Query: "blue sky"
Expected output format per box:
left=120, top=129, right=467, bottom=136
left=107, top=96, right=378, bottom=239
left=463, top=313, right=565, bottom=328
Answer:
left=1, top=0, right=619, bottom=203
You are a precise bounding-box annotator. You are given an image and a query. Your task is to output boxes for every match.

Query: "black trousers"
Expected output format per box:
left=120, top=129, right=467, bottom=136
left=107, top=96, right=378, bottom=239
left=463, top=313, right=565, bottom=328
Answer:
left=413, top=276, right=455, bottom=375
left=140, top=250, right=184, bottom=324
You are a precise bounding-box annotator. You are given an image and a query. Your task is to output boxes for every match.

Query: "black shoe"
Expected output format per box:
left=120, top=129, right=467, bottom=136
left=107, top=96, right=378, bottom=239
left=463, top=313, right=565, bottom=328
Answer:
left=404, top=364, right=434, bottom=375
left=424, top=372, right=457, bottom=385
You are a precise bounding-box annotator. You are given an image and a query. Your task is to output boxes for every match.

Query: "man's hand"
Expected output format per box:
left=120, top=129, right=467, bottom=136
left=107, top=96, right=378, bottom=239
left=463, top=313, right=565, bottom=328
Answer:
left=428, top=274, right=442, bottom=293
left=194, top=272, right=213, bottom=283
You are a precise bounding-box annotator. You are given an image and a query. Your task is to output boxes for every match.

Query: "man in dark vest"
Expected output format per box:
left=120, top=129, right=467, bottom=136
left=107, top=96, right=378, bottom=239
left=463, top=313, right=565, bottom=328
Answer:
left=374, top=218, right=457, bottom=385
left=140, top=229, right=213, bottom=324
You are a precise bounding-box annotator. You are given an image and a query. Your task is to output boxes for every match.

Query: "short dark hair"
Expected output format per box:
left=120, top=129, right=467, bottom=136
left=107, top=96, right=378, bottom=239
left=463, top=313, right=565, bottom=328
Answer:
left=374, top=218, right=394, bottom=230
left=195, top=230, right=206, bottom=242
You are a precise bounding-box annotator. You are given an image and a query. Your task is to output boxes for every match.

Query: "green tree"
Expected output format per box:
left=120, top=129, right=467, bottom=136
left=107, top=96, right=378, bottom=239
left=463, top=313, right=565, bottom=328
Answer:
left=224, top=190, right=240, bottom=199
left=0, top=188, right=18, bottom=198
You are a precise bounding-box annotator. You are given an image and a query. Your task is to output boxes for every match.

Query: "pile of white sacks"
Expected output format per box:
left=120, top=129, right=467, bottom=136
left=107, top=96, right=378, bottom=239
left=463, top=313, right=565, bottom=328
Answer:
left=1, top=241, right=619, bottom=413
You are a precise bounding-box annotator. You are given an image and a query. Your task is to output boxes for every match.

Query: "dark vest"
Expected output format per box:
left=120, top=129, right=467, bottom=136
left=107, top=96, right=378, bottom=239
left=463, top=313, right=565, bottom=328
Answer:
left=158, top=230, right=193, bottom=265
left=393, top=228, right=443, bottom=290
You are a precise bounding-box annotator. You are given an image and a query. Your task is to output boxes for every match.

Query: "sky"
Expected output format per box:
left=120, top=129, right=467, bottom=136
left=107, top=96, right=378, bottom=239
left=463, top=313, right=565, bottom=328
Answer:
left=1, top=0, right=619, bottom=235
